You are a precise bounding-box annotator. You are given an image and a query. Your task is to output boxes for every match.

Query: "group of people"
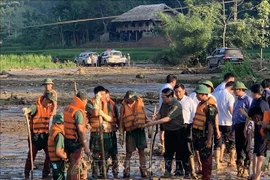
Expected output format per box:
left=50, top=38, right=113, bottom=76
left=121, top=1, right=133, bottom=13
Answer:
left=21, top=74, right=270, bottom=180
left=150, top=74, right=270, bottom=180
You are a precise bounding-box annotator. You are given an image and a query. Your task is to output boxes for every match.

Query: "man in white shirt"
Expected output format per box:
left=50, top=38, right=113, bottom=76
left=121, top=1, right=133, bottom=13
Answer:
left=214, top=73, right=235, bottom=93
left=174, top=84, right=197, bottom=179
left=213, top=81, right=236, bottom=169
left=158, top=74, right=177, bottom=155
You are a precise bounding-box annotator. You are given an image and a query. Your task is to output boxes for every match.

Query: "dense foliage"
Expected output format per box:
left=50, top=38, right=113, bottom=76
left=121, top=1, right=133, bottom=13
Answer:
left=0, top=0, right=269, bottom=66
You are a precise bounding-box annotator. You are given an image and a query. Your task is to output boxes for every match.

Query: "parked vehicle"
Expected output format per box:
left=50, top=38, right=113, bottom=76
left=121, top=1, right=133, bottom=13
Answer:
left=100, top=49, right=126, bottom=66
left=206, top=47, right=244, bottom=69
left=74, top=52, right=98, bottom=66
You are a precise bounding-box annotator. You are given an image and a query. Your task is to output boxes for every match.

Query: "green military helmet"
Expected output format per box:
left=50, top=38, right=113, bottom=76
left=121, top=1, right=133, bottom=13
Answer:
left=42, top=78, right=54, bottom=85
left=52, top=113, right=64, bottom=123
left=76, top=90, right=89, bottom=100
left=45, top=92, right=57, bottom=102
left=201, top=80, right=214, bottom=92
left=194, top=84, right=209, bottom=94
left=233, top=81, right=247, bottom=90
left=124, top=90, right=138, bottom=101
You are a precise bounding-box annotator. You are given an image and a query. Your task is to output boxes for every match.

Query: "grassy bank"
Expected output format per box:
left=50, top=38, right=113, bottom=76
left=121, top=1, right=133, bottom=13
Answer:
left=0, top=54, right=75, bottom=71
left=0, top=44, right=163, bottom=61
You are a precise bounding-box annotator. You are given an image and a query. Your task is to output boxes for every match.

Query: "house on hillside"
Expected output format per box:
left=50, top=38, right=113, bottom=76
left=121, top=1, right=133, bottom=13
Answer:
left=110, top=3, right=177, bottom=42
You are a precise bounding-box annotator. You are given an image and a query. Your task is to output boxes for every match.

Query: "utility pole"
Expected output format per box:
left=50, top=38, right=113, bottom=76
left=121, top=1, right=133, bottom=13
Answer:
left=233, top=0, right=238, bottom=21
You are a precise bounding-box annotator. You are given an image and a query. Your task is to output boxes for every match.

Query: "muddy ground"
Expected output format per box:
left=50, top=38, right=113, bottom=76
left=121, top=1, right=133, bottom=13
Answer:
left=1, top=64, right=270, bottom=179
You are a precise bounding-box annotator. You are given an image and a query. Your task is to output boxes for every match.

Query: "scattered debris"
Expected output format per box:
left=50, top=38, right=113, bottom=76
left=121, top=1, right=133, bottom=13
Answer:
left=181, top=68, right=198, bottom=74
left=136, top=73, right=145, bottom=79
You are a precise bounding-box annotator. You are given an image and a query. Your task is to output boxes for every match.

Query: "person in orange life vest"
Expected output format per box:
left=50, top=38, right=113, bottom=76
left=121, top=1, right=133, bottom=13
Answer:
left=105, top=89, right=120, bottom=178
left=192, top=85, right=218, bottom=180
left=63, top=91, right=90, bottom=180
left=86, top=86, right=113, bottom=179
left=42, top=78, right=58, bottom=128
left=143, top=88, right=188, bottom=178
left=22, top=92, right=57, bottom=179
left=48, top=113, right=68, bottom=180
left=190, top=80, right=221, bottom=173
left=119, top=90, right=149, bottom=178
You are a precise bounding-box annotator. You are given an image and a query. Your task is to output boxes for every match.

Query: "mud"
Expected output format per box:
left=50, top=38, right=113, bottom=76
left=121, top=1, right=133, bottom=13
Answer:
left=1, top=65, right=270, bottom=179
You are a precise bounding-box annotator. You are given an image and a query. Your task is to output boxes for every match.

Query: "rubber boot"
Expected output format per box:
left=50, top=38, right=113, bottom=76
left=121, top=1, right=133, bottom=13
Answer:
left=189, top=155, right=198, bottom=179
left=215, top=149, right=221, bottom=170
left=123, top=160, right=130, bottom=178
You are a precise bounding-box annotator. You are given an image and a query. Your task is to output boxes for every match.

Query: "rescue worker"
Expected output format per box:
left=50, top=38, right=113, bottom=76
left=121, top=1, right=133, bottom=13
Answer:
left=158, top=74, right=177, bottom=155
left=22, top=92, right=57, bottom=179
left=87, top=86, right=113, bottom=179
left=105, top=89, right=119, bottom=178
left=213, top=81, right=236, bottom=169
left=144, top=88, right=188, bottom=178
left=42, top=78, right=58, bottom=119
left=192, top=85, right=218, bottom=180
left=64, top=91, right=90, bottom=180
left=190, top=80, right=221, bottom=172
left=174, top=84, right=197, bottom=179
left=230, top=81, right=252, bottom=177
left=48, top=113, right=68, bottom=180
left=119, top=90, right=148, bottom=178
left=214, top=73, right=235, bottom=93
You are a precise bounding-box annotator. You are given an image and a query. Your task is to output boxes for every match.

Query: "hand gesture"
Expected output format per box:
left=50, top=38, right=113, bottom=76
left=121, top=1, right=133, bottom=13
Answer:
left=84, top=147, right=91, bottom=158
left=22, top=107, right=28, bottom=115
left=205, top=140, right=212, bottom=148
left=96, top=92, right=102, bottom=101
left=239, top=108, right=248, bottom=117
left=216, top=129, right=221, bottom=139
left=257, top=121, right=268, bottom=129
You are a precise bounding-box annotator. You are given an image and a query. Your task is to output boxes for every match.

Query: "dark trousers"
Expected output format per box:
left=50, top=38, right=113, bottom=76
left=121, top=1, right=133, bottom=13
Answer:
left=164, top=128, right=189, bottom=173
left=51, top=160, right=66, bottom=180
left=24, top=144, right=50, bottom=178
left=235, top=123, right=252, bottom=167
left=201, top=154, right=212, bottom=180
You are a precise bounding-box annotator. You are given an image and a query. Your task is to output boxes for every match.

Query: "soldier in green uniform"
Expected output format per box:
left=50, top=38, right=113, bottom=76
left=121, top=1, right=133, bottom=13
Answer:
left=192, top=85, right=218, bottom=180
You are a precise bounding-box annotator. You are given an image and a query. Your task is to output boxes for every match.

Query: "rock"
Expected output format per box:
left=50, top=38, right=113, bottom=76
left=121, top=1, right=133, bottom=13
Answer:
left=136, top=74, right=145, bottom=79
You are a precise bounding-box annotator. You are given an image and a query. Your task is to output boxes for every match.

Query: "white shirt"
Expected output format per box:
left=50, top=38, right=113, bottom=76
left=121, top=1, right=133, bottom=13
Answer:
left=213, top=89, right=235, bottom=126
left=178, top=95, right=196, bottom=124
left=158, top=83, right=173, bottom=110
left=214, top=82, right=226, bottom=93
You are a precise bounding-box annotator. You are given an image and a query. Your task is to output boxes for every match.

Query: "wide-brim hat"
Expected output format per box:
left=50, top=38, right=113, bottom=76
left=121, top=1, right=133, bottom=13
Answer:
left=76, top=91, right=89, bottom=100
left=233, top=81, right=247, bottom=90
left=201, top=80, right=214, bottom=92
left=52, top=113, right=64, bottom=123
left=42, top=78, right=54, bottom=85
left=124, top=90, right=138, bottom=101
left=194, top=85, right=209, bottom=94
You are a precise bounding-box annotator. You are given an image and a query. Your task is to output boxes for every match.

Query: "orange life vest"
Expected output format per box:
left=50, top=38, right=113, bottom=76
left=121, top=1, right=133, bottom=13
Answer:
left=31, top=96, right=52, bottom=134
left=63, top=97, right=87, bottom=140
left=122, top=97, right=146, bottom=132
left=48, top=123, right=65, bottom=162
left=88, top=97, right=112, bottom=133
left=260, top=111, right=270, bottom=137
left=192, top=96, right=217, bottom=131
left=108, top=99, right=118, bottom=132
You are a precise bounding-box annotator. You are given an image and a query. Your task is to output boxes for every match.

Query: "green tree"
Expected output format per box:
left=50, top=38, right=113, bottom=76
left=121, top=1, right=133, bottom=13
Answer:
left=157, top=3, right=218, bottom=64
left=248, top=0, right=270, bottom=68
